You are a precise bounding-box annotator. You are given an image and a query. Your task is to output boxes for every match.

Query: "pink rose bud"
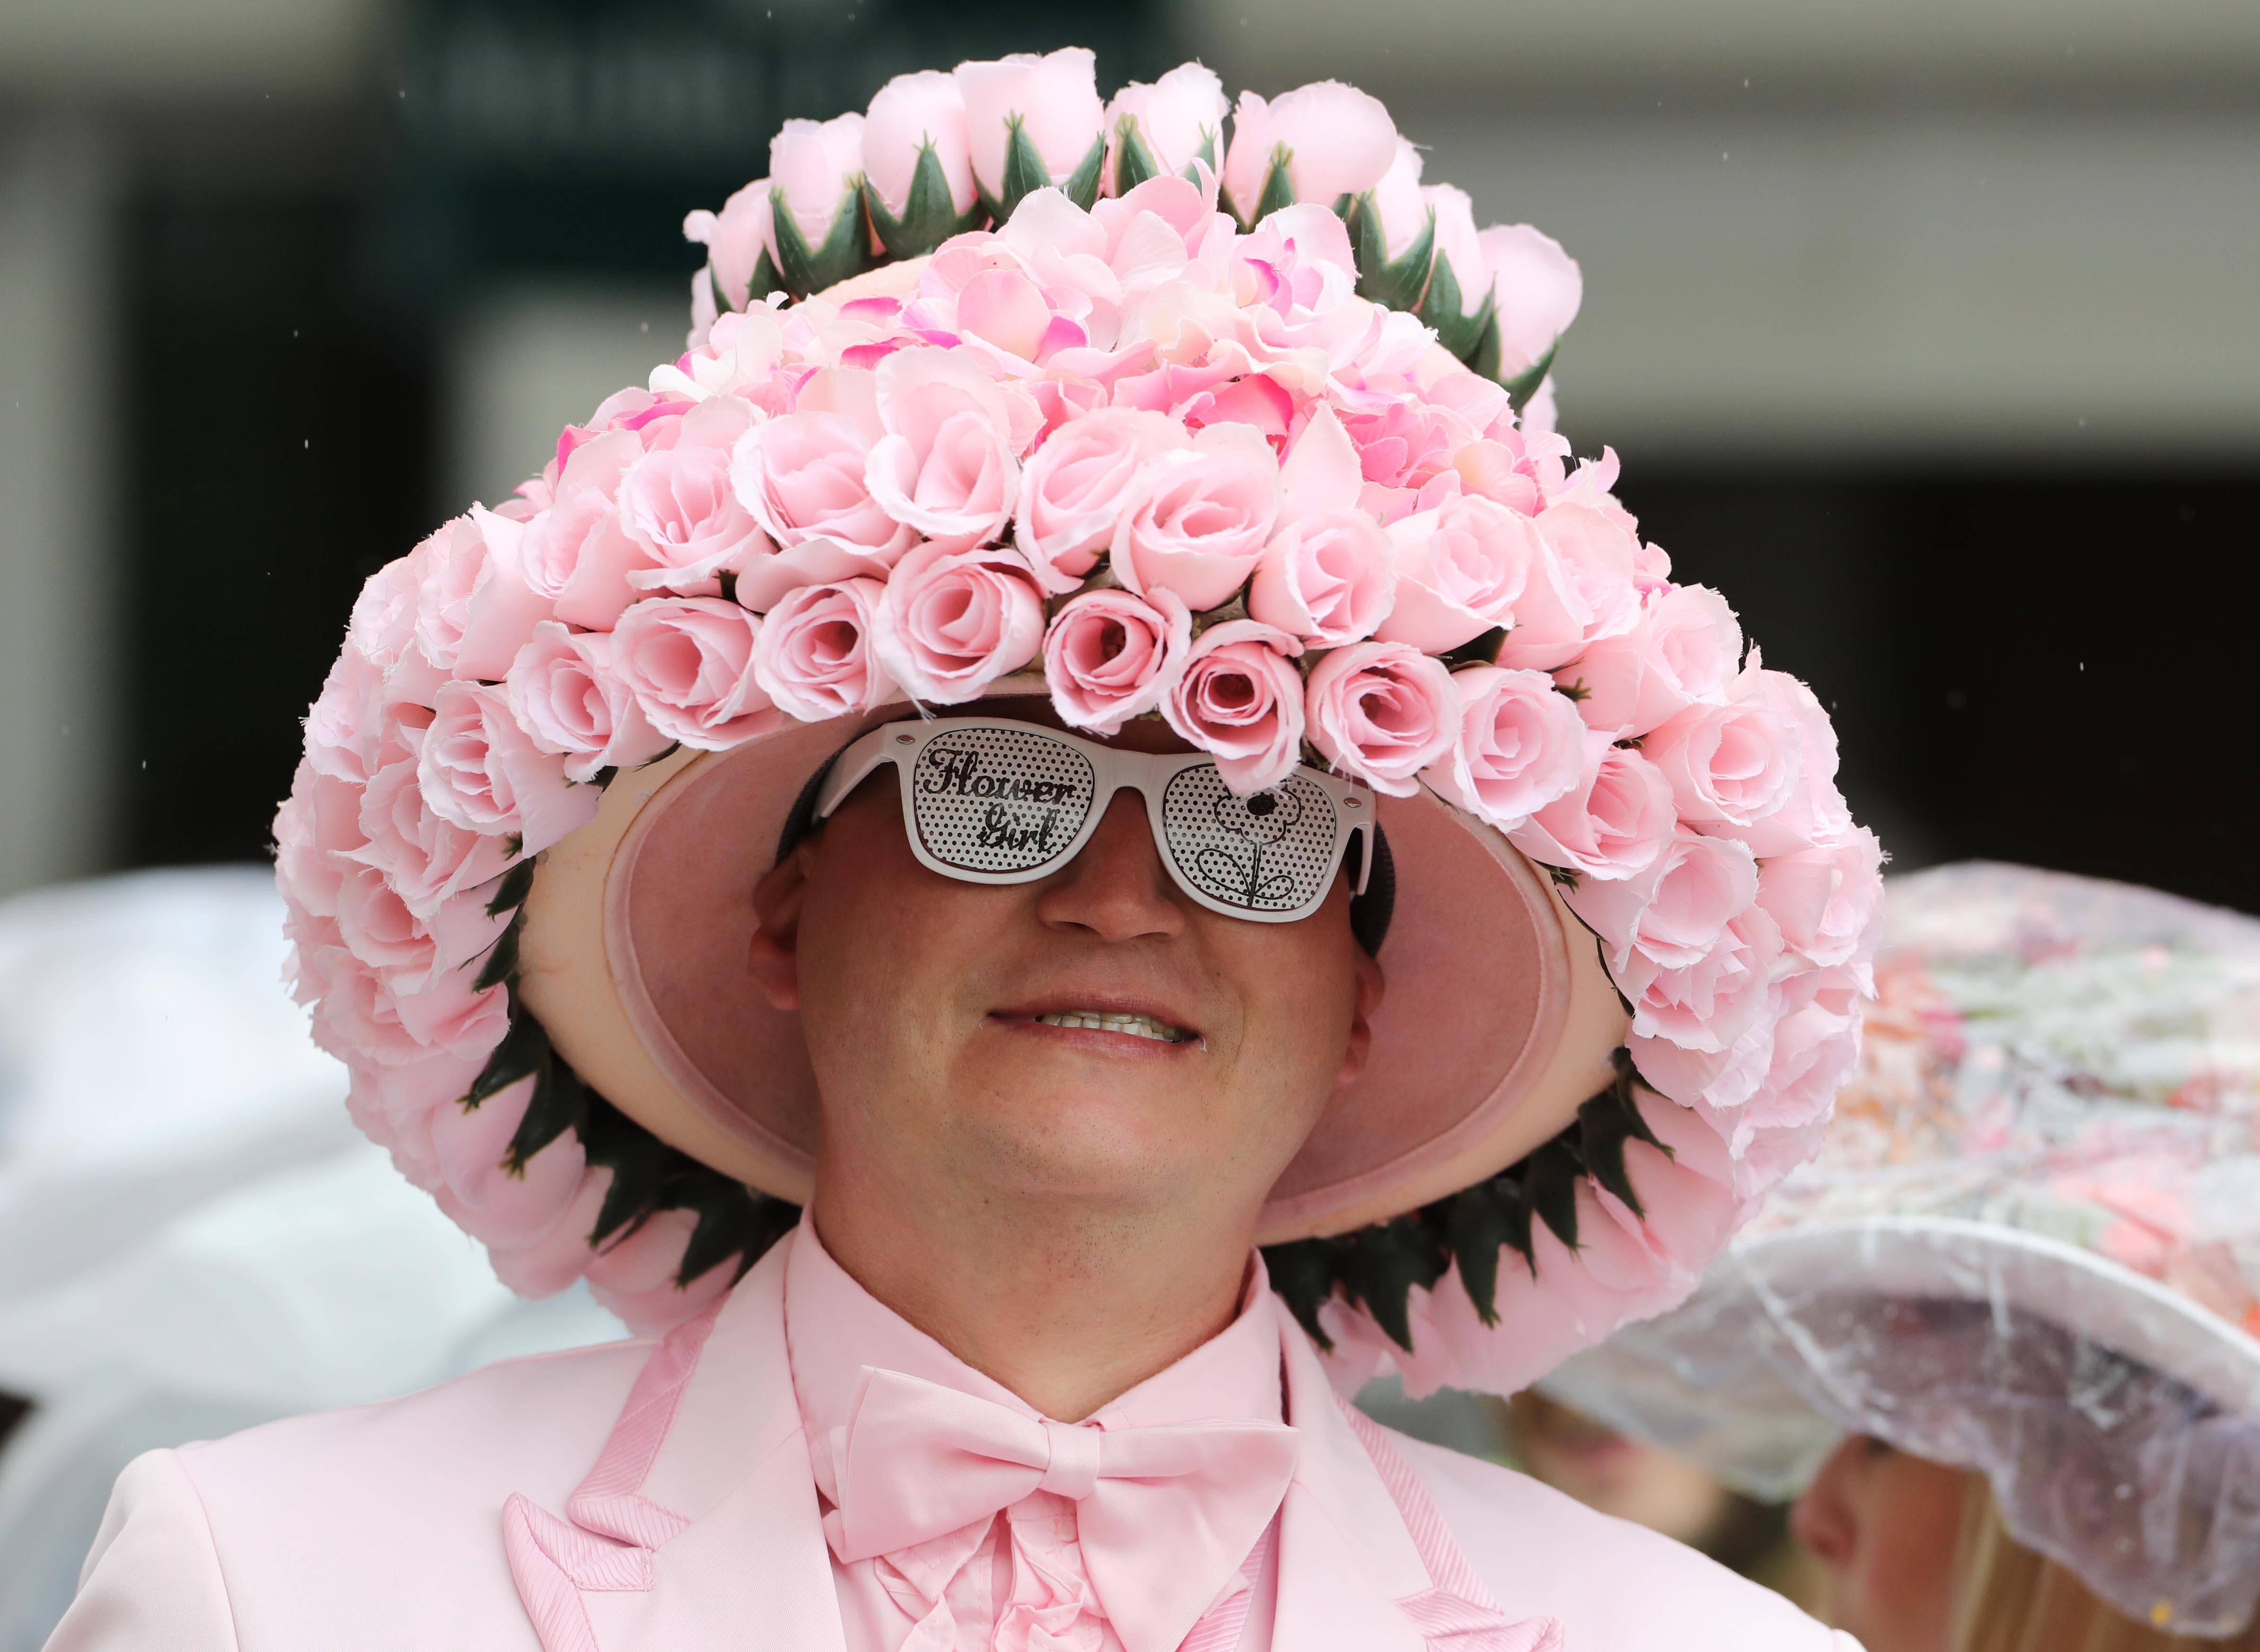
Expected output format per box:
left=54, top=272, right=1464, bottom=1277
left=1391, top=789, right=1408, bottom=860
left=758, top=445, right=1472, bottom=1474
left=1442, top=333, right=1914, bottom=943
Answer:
left=1509, top=729, right=1674, bottom=882
left=1642, top=677, right=1804, bottom=829
left=620, top=396, right=772, bottom=597
left=416, top=681, right=597, bottom=856
left=1557, top=582, right=1743, bottom=738
left=863, top=70, right=976, bottom=218
left=1422, top=185, right=1489, bottom=318
left=751, top=577, right=894, bottom=723
left=733, top=378, right=916, bottom=563
left=1161, top=618, right=1307, bottom=794
left=1043, top=587, right=1192, bottom=736
left=610, top=596, right=778, bottom=751
left=1477, top=223, right=1583, bottom=378
left=770, top=113, right=867, bottom=253
left=1365, top=140, right=1428, bottom=261
left=1223, top=81, right=1396, bottom=215
left=1112, top=422, right=1282, bottom=613
left=1015, top=407, right=1188, bottom=594
left=1756, top=826, right=1884, bottom=970
left=955, top=48, right=1106, bottom=198
left=1104, top=62, right=1228, bottom=186
left=1375, top=493, right=1546, bottom=652
left=1420, top=664, right=1587, bottom=832
left=506, top=621, right=673, bottom=783
left=866, top=346, right=1040, bottom=553
left=683, top=178, right=776, bottom=311
left=1564, top=827, right=1762, bottom=979
left=871, top=542, right=1046, bottom=705
left=412, top=507, right=553, bottom=684
left=1248, top=509, right=1396, bottom=647
left=1305, top=639, right=1460, bottom=798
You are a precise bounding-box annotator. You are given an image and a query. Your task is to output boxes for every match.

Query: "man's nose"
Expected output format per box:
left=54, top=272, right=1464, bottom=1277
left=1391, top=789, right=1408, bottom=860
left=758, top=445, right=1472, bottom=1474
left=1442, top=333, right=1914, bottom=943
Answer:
left=1035, top=793, right=1186, bottom=942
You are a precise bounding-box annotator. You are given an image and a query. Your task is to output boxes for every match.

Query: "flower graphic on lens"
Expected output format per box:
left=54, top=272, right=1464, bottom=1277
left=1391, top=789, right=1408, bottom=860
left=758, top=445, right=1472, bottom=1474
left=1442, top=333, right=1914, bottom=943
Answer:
left=1195, top=784, right=1306, bottom=906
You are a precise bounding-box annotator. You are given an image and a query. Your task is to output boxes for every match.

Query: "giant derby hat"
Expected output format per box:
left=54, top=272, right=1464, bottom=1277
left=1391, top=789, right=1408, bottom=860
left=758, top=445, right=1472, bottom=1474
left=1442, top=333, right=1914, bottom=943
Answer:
left=276, top=50, right=1882, bottom=1389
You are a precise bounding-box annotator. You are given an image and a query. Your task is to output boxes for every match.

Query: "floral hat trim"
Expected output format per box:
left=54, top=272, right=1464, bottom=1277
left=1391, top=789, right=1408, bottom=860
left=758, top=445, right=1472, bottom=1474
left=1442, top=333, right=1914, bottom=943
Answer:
left=275, top=49, right=1882, bottom=1391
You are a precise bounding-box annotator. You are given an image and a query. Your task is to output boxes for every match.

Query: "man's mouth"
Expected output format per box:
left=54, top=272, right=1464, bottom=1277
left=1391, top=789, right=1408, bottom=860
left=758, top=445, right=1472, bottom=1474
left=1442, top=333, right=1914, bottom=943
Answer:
left=1030, top=1009, right=1194, bottom=1044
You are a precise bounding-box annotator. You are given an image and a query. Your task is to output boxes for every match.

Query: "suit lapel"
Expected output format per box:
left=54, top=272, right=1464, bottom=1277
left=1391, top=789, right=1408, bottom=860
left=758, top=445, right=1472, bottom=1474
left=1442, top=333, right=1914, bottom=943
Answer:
left=505, top=1236, right=850, bottom=1652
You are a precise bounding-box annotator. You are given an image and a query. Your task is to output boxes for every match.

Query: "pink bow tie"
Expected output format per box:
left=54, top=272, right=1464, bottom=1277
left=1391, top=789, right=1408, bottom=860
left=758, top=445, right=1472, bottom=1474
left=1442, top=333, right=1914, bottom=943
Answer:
left=822, top=1365, right=1300, bottom=1652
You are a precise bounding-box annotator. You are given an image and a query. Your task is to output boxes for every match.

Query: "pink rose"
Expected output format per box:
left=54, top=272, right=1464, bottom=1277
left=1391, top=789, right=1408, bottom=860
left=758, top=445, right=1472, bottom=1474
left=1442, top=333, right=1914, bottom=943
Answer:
left=1248, top=510, right=1396, bottom=646
left=1420, top=665, right=1587, bottom=832
left=1739, top=994, right=1862, bottom=1140
left=1617, top=903, right=1784, bottom=1057
left=611, top=596, right=777, bottom=750
left=1223, top=82, right=1396, bottom=216
left=304, top=645, right=393, bottom=787
left=1304, top=640, right=1459, bottom=798
left=274, top=759, right=364, bottom=920
left=1555, top=582, right=1742, bottom=738
left=733, top=392, right=916, bottom=562
left=347, top=749, right=515, bottom=921
left=1014, top=407, right=1186, bottom=593
left=770, top=113, right=867, bottom=253
left=334, top=865, right=507, bottom=997
left=1477, top=223, right=1583, bottom=379
left=348, top=548, right=425, bottom=668
left=520, top=427, right=646, bottom=631
left=683, top=178, right=775, bottom=311
left=1703, top=661, right=1851, bottom=858
left=864, top=70, right=977, bottom=218
left=1375, top=493, right=1546, bottom=652
left=417, top=681, right=597, bottom=855
left=1642, top=675, right=1804, bottom=831
left=506, top=621, right=673, bottom=782
left=1509, top=730, right=1674, bottom=882
left=1565, top=828, right=1761, bottom=980
left=619, top=397, right=771, bottom=597
left=872, top=541, right=1045, bottom=704
left=1161, top=618, right=1307, bottom=793
left=1104, top=62, right=1228, bottom=184
left=866, top=347, right=1037, bottom=552
left=1493, top=501, right=1641, bottom=672
left=955, top=49, right=1105, bottom=198
left=304, top=937, right=506, bottom=1071
left=1421, top=185, right=1488, bottom=317
left=1042, top=586, right=1192, bottom=735
left=751, top=577, right=894, bottom=722
left=1112, top=422, right=1281, bottom=612
left=406, top=509, right=554, bottom=683
left=1757, top=827, right=1884, bottom=970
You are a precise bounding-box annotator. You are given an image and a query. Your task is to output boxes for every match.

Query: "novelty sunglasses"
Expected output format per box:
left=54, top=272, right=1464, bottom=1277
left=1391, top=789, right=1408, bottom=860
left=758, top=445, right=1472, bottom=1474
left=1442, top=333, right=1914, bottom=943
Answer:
left=812, top=718, right=1377, bottom=923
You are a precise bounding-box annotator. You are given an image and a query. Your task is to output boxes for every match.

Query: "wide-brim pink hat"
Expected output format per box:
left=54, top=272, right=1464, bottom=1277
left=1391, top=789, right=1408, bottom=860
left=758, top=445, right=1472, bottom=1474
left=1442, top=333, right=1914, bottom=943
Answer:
left=273, top=51, right=1882, bottom=1397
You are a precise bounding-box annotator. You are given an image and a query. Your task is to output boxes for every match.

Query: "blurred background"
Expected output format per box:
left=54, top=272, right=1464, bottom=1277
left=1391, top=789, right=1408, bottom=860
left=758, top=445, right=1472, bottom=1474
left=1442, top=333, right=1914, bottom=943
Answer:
left=0, top=0, right=2254, bottom=1641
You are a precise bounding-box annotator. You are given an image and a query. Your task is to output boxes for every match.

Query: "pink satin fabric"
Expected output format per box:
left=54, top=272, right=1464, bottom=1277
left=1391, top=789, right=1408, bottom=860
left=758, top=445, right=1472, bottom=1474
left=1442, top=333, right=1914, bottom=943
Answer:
left=784, top=1219, right=1297, bottom=1652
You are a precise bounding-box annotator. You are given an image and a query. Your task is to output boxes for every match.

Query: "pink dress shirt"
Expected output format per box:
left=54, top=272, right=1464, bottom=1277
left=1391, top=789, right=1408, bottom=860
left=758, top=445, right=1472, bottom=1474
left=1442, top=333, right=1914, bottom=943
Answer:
left=783, top=1221, right=1289, bottom=1652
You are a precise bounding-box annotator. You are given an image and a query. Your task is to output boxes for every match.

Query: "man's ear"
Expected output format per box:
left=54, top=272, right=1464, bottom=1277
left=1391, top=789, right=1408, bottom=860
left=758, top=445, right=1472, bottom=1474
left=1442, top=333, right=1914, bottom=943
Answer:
left=747, top=838, right=819, bottom=1012
left=1335, top=942, right=1386, bottom=1088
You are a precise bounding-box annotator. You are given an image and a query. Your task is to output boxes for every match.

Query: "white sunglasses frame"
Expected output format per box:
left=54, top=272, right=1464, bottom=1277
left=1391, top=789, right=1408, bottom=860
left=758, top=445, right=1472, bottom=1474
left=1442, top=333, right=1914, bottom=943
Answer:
left=812, top=717, right=1377, bottom=924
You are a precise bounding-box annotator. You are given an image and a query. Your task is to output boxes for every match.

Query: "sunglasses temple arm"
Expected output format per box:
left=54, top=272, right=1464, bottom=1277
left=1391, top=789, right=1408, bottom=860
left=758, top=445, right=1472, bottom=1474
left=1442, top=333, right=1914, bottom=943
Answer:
left=1350, top=818, right=1374, bottom=897
left=813, top=735, right=904, bottom=823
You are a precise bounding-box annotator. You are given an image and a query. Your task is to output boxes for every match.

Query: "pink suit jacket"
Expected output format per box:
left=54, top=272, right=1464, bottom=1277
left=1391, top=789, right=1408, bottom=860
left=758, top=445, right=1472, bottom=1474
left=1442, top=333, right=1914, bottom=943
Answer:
left=47, top=1236, right=1858, bottom=1652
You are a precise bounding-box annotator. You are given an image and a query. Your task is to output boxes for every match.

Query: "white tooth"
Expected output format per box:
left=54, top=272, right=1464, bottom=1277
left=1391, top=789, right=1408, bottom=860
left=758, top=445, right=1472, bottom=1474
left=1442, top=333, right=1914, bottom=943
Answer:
left=1034, top=1009, right=1186, bottom=1042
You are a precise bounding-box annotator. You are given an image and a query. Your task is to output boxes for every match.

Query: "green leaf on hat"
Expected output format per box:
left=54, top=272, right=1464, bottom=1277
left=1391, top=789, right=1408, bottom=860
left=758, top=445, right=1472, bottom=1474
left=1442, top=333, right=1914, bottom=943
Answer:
left=471, top=908, right=524, bottom=993
left=505, top=1052, right=587, bottom=1173
left=1418, top=248, right=1497, bottom=363
left=1443, top=1176, right=1536, bottom=1328
left=768, top=181, right=874, bottom=301
left=747, top=246, right=785, bottom=307
left=1110, top=115, right=1159, bottom=195
left=1575, top=1064, right=1670, bottom=1218
left=1524, top=1138, right=1585, bottom=1251
left=582, top=1099, right=677, bottom=1247
left=484, top=857, right=536, bottom=918
left=1347, top=192, right=1436, bottom=315
left=1340, top=1216, right=1449, bottom=1352
left=1262, top=1238, right=1344, bottom=1350
left=669, top=1178, right=799, bottom=1288
left=1251, top=143, right=1298, bottom=226
left=865, top=142, right=988, bottom=260
left=465, top=1003, right=550, bottom=1107
left=1498, top=340, right=1558, bottom=416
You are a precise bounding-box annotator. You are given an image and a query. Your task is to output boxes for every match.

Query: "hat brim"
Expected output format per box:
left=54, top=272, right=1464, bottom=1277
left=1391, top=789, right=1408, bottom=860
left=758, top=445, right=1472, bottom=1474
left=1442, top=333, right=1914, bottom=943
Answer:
left=517, top=676, right=1626, bottom=1242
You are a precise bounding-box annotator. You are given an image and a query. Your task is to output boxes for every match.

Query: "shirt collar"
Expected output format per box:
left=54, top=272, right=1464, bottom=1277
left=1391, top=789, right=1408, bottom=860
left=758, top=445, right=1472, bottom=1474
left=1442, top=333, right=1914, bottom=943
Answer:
left=782, top=1210, right=1285, bottom=1457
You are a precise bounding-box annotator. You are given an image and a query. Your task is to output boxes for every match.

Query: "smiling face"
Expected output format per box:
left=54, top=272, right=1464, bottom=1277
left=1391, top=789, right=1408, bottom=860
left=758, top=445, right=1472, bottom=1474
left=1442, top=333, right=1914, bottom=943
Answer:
left=748, top=704, right=1381, bottom=1239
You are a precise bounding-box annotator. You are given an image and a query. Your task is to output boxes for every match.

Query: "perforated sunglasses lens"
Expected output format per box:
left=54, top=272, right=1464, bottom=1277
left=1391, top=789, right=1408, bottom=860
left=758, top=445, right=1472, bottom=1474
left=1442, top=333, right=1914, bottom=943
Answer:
left=1158, top=766, right=1344, bottom=915
left=905, top=726, right=1098, bottom=875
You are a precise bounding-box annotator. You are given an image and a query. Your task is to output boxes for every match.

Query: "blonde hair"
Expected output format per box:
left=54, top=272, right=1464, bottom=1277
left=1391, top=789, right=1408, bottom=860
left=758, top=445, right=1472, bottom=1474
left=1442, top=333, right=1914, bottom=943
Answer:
left=1950, top=1476, right=2260, bottom=1652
